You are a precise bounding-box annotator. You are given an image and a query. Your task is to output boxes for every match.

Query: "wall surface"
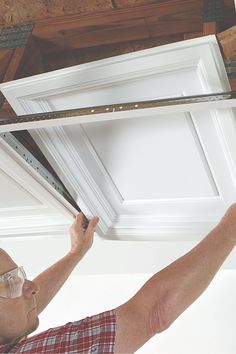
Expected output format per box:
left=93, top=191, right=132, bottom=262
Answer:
left=1, top=235, right=236, bottom=276
left=33, top=271, right=236, bottom=354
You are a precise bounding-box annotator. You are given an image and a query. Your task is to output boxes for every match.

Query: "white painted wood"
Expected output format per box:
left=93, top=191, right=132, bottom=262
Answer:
left=0, top=137, right=76, bottom=237
left=1, top=36, right=235, bottom=241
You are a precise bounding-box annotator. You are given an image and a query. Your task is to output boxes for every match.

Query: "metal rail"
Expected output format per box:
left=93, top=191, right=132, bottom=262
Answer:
left=0, top=91, right=235, bottom=131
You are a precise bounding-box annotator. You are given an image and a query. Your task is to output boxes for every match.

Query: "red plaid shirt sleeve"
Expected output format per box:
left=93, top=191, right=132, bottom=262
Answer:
left=0, top=310, right=116, bottom=354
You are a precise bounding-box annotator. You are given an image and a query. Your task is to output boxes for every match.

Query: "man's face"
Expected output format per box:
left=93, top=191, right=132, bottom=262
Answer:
left=0, top=249, right=39, bottom=343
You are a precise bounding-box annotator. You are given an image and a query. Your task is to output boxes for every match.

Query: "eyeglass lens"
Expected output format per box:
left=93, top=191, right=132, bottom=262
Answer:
left=0, top=267, right=26, bottom=298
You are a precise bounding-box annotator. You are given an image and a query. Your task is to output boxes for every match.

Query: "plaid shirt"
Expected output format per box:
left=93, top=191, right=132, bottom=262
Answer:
left=0, top=310, right=116, bottom=354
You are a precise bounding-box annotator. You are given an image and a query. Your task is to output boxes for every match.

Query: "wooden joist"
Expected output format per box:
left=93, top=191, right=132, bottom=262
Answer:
left=33, top=0, right=203, bottom=52
left=2, top=47, right=26, bottom=82
left=217, top=25, right=236, bottom=59
left=0, top=24, right=34, bottom=109
left=217, top=25, right=236, bottom=90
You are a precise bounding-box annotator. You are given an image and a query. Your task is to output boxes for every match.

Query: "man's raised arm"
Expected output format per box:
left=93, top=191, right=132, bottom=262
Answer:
left=33, top=213, right=99, bottom=315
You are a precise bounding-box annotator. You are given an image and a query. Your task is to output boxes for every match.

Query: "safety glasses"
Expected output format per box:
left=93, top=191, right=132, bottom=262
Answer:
left=0, top=266, right=27, bottom=299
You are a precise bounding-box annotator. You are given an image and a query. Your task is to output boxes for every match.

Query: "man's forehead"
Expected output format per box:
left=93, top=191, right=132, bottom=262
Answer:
left=0, top=249, right=17, bottom=275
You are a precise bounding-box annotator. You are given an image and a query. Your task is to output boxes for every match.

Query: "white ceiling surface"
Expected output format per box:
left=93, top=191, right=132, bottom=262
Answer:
left=1, top=35, right=236, bottom=246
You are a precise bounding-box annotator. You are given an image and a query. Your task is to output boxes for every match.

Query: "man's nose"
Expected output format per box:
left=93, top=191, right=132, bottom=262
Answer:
left=23, top=279, right=39, bottom=298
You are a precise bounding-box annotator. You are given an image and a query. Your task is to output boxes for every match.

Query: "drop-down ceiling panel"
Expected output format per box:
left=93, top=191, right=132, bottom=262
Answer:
left=1, top=36, right=236, bottom=241
left=0, top=134, right=76, bottom=237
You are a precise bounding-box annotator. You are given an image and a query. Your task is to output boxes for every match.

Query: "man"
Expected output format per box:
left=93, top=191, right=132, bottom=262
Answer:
left=0, top=204, right=236, bottom=353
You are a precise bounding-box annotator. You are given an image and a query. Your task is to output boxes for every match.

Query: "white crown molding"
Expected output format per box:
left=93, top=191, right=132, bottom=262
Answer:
left=32, top=126, right=116, bottom=236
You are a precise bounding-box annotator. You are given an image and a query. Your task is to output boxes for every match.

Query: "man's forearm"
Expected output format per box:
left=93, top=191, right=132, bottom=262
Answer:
left=32, top=214, right=99, bottom=315
left=33, top=251, right=84, bottom=315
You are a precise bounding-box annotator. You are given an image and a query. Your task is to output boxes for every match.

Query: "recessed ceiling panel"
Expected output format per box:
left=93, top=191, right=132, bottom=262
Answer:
left=45, top=71, right=198, bottom=111
left=0, top=137, right=76, bottom=237
left=80, top=113, right=218, bottom=200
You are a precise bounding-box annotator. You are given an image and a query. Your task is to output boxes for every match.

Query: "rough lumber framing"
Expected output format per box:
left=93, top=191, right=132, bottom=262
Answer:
left=0, top=100, right=16, bottom=116
left=0, top=0, right=113, bottom=28
left=43, top=34, right=183, bottom=71
left=229, top=78, right=236, bottom=90
left=0, top=50, right=13, bottom=81
left=203, top=0, right=224, bottom=35
left=18, top=37, right=45, bottom=78
left=0, top=0, right=236, bottom=105
left=217, top=25, right=236, bottom=59
left=2, top=47, right=26, bottom=82
left=0, top=23, right=33, bottom=109
left=33, top=0, right=203, bottom=53
left=203, top=21, right=218, bottom=35
left=217, top=25, right=236, bottom=90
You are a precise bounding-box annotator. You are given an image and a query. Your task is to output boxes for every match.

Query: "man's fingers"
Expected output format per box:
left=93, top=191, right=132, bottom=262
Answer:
left=74, top=213, right=87, bottom=225
left=81, top=214, right=89, bottom=229
left=73, top=213, right=99, bottom=233
left=75, top=213, right=83, bottom=222
left=86, top=216, right=99, bottom=234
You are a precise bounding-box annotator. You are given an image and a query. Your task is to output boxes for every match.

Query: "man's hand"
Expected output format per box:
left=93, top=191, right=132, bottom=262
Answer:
left=69, top=213, right=99, bottom=257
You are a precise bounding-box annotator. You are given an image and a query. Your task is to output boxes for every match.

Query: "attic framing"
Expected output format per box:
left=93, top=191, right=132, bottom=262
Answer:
left=0, top=0, right=236, bottom=117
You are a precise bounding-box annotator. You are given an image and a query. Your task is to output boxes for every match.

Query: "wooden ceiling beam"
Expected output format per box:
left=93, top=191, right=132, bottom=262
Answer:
left=0, top=23, right=35, bottom=113
left=33, top=0, right=203, bottom=53
left=0, top=50, right=13, bottom=82
left=2, top=47, right=27, bottom=83
left=217, top=25, right=236, bottom=59
left=217, top=25, right=236, bottom=90
left=16, top=36, right=45, bottom=79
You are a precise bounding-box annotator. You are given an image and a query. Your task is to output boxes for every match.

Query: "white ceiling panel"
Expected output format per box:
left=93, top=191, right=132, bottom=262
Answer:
left=80, top=114, right=217, bottom=200
left=1, top=35, right=236, bottom=242
left=0, top=169, right=41, bottom=208
left=0, top=136, right=76, bottom=237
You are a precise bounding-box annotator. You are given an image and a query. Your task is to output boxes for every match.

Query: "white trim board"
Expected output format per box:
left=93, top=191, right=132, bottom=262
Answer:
left=1, top=36, right=236, bottom=242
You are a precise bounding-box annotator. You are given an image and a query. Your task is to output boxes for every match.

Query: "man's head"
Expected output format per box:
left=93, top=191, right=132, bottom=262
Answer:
left=0, top=249, right=39, bottom=344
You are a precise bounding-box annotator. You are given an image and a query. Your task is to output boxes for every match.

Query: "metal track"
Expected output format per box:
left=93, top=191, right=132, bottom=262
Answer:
left=0, top=23, right=34, bottom=50
left=0, top=92, right=235, bottom=129
left=0, top=91, right=235, bottom=217
left=225, top=60, right=236, bottom=79
left=203, top=0, right=224, bottom=22
left=0, top=131, right=80, bottom=210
